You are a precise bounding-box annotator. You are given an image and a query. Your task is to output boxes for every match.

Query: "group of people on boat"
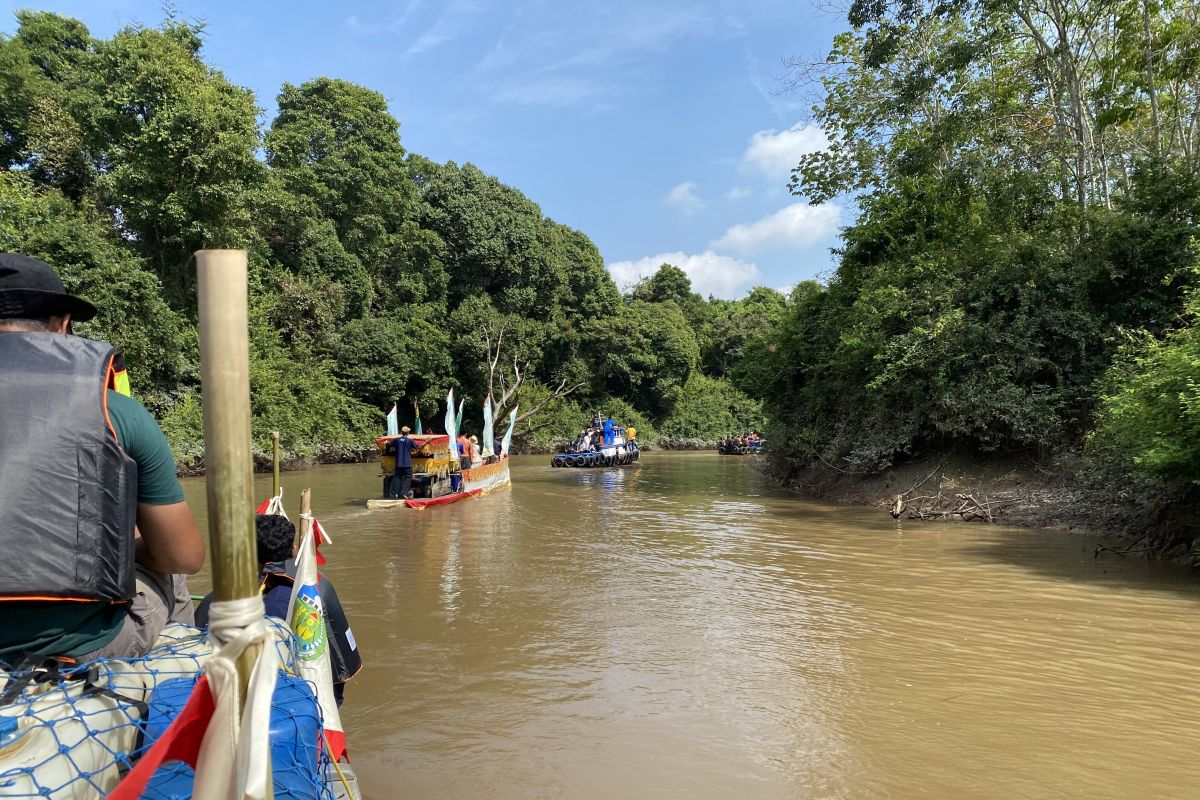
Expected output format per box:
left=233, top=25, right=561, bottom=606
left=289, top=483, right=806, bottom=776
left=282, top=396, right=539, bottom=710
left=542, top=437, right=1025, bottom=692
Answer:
left=383, top=423, right=506, bottom=500
left=0, top=252, right=361, bottom=700
left=720, top=432, right=766, bottom=454
left=568, top=413, right=633, bottom=454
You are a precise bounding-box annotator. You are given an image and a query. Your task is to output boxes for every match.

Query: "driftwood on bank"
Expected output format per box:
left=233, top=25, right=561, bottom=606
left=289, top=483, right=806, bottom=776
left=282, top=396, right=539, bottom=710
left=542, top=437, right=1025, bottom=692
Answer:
left=888, top=462, right=1017, bottom=523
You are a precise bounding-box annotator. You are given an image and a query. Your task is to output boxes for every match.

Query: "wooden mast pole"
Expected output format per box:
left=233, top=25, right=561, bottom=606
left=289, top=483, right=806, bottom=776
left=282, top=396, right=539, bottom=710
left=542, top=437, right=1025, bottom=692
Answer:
left=298, top=487, right=313, bottom=562
left=271, top=430, right=281, bottom=498
left=195, top=249, right=260, bottom=698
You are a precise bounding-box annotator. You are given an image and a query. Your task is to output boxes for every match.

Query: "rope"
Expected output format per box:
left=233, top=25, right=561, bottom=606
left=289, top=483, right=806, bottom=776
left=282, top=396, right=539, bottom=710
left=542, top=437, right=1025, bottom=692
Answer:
left=206, top=594, right=269, bottom=652
left=198, top=594, right=279, bottom=800
left=323, top=731, right=356, bottom=799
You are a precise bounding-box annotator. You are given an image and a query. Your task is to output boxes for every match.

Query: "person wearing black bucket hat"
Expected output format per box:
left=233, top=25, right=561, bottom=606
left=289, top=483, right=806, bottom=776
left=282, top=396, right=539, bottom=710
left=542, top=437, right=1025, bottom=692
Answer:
left=0, top=251, right=98, bottom=322
left=0, top=253, right=205, bottom=662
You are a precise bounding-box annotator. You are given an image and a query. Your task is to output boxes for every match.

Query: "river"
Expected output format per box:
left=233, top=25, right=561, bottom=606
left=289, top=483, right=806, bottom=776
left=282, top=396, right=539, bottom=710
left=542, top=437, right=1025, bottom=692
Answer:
left=182, top=451, right=1200, bottom=799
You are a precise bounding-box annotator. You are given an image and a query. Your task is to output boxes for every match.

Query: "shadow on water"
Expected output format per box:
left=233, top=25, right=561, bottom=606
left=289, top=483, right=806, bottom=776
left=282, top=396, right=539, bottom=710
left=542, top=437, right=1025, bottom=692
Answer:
left=958, top=528, right=1200, bottom=601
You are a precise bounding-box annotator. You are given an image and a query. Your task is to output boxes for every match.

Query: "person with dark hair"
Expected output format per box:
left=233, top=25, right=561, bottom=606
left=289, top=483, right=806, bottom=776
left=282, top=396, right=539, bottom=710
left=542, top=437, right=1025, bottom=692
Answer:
left=0, top=253, right=204, bottom=662
left=386, top=426, right=421, bottom=499
left=196, top=514, right=361, bottom=705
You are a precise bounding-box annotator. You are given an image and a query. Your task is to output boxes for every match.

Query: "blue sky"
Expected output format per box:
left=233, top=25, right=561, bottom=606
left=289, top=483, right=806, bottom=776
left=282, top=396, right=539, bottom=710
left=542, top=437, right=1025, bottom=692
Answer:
left=1, top=0, right=850, bottom=298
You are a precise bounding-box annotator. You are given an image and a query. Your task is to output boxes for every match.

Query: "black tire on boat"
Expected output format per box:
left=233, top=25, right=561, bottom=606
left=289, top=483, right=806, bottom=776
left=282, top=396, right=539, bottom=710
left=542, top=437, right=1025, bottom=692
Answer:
left=573, top=454, right=586, bottom=467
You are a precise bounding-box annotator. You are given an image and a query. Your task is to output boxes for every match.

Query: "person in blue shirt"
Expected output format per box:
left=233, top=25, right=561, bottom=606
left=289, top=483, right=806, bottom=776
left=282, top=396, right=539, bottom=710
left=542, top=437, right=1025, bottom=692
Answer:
left=603, top=416, right=616, bottom=446
left=387, top=426, right=422, bottom=499
left=196, top=514, right=361, bottom=705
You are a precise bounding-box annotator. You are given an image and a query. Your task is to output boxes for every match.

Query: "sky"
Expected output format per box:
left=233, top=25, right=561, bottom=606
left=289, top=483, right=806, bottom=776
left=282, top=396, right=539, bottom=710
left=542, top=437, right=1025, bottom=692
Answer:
left=0, top=0, right=850, bottom=299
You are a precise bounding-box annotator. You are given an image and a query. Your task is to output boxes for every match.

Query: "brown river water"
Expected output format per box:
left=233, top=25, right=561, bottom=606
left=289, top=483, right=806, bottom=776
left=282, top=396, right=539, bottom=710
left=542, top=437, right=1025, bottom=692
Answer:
left=182, top=451, right=1200, bottom=800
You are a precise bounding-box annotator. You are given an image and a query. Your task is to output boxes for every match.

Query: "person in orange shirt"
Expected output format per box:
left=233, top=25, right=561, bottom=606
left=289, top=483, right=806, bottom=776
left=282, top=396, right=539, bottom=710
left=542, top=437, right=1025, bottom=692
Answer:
left=456, top=433, right=474, bottom=467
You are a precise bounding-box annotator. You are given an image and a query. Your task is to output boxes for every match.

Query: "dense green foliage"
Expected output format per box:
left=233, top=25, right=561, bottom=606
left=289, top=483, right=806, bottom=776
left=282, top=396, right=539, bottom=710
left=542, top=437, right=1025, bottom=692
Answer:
left=743, top=0, right=1200, bottom=494
left=0, top=12, right=767, bottom=465
left=1093, top=279, right=1200, bottom=482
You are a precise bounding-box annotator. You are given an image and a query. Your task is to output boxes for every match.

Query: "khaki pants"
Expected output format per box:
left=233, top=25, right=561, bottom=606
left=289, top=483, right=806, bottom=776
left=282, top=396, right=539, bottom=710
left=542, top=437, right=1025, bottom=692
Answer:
left=80, top=568, right=194, bottom=660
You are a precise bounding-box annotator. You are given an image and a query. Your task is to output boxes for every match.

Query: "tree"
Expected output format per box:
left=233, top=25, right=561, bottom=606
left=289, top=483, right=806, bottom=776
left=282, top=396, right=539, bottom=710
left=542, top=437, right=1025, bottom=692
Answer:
left=91, top=20, right=263, bottom=301
left=586, top=299, right=700, bottom=418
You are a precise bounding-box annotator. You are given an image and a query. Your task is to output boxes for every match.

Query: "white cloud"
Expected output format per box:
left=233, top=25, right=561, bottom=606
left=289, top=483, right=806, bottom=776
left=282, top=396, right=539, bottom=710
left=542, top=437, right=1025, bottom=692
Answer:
left=712, top=203, right=841, bottom=256
left=344, top=1, right=421, bottom=36
left=494, top=77, right=610, bottom=108
left=740, top=123, right=828, bottom=180
left=725, top=186, right=752, bottom=201
left=662, top=182, right=704, bottom=214
left=607, top=250, right=759, bottom=299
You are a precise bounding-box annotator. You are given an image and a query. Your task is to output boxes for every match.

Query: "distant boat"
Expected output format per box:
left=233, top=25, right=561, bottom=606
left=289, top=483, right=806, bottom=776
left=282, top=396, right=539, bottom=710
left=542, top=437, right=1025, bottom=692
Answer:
left=368, top=400, right=515, bottom=512
left=718, top=441, right=765, bottom=455
left=549, top=423, right=640, bottom=468
left=367, top=433, right=512, bottom=509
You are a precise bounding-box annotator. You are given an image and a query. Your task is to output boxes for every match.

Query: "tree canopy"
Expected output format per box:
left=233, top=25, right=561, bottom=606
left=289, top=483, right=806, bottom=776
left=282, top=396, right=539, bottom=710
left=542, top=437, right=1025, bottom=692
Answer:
left=0, top=12, right=769, bottom=464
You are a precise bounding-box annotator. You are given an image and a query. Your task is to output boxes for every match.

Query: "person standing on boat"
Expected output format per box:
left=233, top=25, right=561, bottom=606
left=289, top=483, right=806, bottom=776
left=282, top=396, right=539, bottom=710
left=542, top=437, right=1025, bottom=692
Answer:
left=388, top=426, right=421, bottom=499
left=456, top=432, right=473, bottom=468
left=468, top=435, right=483, bottom=467
left=603, top=415, right=616, bottom=446
left=0, top=253, right=204, bottom=663
left=194, top=514, right=361, bottom=705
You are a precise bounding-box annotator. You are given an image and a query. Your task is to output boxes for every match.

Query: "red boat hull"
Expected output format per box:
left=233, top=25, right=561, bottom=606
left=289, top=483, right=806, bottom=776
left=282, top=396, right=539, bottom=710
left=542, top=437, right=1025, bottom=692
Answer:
left=403, top=488, right=483, bottom=509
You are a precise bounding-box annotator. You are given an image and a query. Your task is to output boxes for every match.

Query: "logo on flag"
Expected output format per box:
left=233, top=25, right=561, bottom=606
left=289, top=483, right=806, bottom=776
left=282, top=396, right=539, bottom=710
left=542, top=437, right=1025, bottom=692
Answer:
left=291, top=584, right=328, bottom=660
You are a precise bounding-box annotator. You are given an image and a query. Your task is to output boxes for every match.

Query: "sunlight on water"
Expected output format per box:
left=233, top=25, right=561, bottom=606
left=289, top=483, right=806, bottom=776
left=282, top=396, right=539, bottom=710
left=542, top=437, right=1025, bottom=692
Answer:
left=183, top=452, right=1200, bottom=800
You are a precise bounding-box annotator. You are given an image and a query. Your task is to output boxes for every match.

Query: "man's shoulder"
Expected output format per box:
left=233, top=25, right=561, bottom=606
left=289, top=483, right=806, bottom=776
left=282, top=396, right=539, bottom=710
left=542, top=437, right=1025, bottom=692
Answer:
left=105, top=390, right=155, bottom=445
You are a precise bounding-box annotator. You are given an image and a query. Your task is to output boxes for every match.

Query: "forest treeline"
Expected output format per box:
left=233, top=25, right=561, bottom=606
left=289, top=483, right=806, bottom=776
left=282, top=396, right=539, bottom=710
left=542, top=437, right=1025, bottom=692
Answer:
left=0, top=11, right=772, bottom=466
left=742, top=0, right=1200, bottom=549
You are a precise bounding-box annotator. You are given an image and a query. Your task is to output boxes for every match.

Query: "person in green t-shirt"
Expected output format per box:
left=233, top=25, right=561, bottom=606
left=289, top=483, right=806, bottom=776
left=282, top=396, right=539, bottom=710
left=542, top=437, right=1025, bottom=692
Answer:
left=0, top=253, right=205, bottom=662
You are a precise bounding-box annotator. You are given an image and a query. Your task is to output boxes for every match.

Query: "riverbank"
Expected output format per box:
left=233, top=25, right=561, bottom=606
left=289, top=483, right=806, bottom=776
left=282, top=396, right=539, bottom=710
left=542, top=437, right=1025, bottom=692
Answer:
left=769, top=452, right=1200, bottom=565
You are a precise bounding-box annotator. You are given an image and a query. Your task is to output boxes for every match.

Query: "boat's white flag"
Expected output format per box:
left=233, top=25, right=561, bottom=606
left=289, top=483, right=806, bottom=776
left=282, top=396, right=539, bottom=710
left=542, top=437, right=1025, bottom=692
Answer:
left=481, top=395, right=495, bottom=457
left=287, top=511, right=348, bottom=763
left=500, top=406, right=518, bottom=457
left=386, top=403, right=399, bottom=437
left=444, top=389, right=457, bottom=447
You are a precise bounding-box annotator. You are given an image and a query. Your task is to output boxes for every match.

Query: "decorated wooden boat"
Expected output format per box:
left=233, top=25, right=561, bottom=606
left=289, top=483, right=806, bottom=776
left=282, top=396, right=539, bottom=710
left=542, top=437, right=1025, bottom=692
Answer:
left=367, top=392, right=515, bottom=510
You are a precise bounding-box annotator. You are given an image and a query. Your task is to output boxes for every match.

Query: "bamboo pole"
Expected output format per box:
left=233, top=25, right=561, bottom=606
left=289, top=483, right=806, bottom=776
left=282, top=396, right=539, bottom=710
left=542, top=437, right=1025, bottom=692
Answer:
left=299, top=487, right=313, bottom=558
left=271, top=431, right=281, bottom=498
left=195, top=249, right=260, bottom=698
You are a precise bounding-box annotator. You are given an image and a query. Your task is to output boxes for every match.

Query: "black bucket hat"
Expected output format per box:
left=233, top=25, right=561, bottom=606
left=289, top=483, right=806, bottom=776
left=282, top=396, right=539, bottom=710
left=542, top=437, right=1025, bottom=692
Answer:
left=0, top=253, right=96, bottom=322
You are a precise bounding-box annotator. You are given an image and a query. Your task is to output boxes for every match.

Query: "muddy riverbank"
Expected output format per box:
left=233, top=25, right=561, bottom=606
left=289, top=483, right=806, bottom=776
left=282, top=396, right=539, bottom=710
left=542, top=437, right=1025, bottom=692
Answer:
left=770, top=452, right=1200, bottom=564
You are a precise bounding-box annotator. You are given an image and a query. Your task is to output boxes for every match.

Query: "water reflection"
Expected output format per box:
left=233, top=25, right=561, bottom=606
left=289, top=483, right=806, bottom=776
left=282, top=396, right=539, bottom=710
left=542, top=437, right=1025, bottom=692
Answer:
left=181, top=453, right=1200, bottom=800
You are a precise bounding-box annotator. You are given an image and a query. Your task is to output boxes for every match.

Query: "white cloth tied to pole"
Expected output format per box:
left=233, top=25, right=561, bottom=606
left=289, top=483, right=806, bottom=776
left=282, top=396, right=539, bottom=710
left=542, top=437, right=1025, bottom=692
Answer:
left=200, top=594, right=279, bottom=800
left=261, top=487, right=286, bottom=518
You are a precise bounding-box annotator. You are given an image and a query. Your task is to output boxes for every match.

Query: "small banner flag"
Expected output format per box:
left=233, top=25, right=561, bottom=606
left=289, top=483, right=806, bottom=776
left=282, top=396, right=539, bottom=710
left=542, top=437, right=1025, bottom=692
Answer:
left=413, top=398, right=423, bottom=435
left=501, top=406, right=518, bottom=457
left=481, top=395, right=495, bottom=458
left=444, top=388, right=457, bottom=448
left=105, top=676, right=216, bottom=799
left=455, top=397, right=465, bottom=434
left=287, top=511, right=348, bottom=763
left=386, top=404, right=399, bottom=437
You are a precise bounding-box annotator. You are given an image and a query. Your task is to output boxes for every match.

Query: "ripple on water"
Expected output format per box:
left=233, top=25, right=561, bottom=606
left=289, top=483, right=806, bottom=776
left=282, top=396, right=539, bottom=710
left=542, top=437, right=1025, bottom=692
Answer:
left=181, top=455, right=1200, bottom=800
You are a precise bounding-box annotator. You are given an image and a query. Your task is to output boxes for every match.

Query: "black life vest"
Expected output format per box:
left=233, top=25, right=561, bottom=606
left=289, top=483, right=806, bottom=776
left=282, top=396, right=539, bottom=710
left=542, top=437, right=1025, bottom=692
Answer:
left=0, top=333, right=137, bottom=602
